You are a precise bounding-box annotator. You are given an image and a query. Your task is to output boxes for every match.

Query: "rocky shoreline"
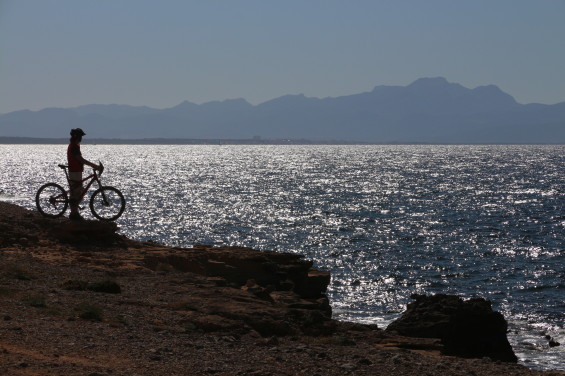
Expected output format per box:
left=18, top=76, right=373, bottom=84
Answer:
left=1, top=201, right=563, bottom=375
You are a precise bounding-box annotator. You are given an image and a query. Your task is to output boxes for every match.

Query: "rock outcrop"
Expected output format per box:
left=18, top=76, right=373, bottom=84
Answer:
left=142, top=244, right=333, bottom=335
left=143, top=245, right=331, bottom=298
left=50, top=219, right=120, bottom=243
left=386, top=294, right=518, bottom=363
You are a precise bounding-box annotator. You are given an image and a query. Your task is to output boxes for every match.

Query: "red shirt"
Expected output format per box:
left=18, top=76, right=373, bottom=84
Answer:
left=67, top=141, right=83, bottom=172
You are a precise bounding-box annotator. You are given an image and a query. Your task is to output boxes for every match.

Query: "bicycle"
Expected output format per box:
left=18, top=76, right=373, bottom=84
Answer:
left=35, top=162, right=125, bottom=221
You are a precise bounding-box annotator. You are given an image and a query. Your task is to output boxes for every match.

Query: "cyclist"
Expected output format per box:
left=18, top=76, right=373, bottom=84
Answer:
left=67, top=128, right=101, bottom=220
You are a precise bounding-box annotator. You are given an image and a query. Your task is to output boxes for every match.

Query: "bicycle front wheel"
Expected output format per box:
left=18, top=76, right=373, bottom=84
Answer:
left=89, top=186, right=125, bottom=221
left=35, top=183, right=69, bottom=218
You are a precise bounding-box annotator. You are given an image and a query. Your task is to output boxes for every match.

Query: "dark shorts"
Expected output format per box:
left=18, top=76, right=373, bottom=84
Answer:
left=69, top=171, right=83, bottom=203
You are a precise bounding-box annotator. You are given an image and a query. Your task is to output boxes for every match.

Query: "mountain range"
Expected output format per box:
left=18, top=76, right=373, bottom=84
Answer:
left=1, top=77, right=564, bottom=143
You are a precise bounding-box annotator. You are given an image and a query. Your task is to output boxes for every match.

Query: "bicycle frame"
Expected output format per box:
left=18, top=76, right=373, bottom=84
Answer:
left=59, top=164, right=104, bottom=202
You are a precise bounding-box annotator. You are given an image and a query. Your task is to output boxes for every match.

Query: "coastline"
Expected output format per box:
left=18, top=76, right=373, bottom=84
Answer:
left=1, top=201, right=563, bottom=375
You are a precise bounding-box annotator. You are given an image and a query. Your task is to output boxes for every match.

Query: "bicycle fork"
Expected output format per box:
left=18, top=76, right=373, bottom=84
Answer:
left=94, top=173, right=111, bottom=207
left=100, top=190, right=111, bottom=206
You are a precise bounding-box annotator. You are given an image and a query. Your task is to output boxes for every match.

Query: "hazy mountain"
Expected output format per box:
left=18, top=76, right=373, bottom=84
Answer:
left=1, top=77, right=564, bottom=143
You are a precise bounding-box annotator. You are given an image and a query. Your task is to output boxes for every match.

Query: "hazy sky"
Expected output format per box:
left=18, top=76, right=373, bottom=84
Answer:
left=1, top=0, right=565, bottom=114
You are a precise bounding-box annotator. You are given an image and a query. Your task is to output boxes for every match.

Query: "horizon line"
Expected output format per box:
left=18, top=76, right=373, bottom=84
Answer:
left=1, top=136, right=563, bottom=146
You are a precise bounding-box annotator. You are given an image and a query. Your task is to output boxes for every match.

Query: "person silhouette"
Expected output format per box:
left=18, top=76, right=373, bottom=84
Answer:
left=67, top=128, right=101, bottom=220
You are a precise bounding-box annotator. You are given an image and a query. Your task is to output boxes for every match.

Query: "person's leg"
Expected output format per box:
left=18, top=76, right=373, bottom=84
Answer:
left=68, top=172, right=83, bottom=219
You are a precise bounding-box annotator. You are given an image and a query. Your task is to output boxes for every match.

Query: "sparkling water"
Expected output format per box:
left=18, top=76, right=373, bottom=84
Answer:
left=1, top=144, right=563, bottom=370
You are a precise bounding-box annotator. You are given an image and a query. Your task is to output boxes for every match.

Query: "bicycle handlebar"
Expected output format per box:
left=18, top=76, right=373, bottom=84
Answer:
left=57, top=163, right=104, bottom=175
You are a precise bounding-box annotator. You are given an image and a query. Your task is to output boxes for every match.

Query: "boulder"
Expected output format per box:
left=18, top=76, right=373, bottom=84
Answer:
left=386, top=294, right=517, bottom=363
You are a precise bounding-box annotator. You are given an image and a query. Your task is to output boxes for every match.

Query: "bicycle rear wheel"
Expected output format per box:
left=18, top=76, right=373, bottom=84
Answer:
left=35, top=183, right=69, bottom=218
left=89, top=186, right=125, bottom=221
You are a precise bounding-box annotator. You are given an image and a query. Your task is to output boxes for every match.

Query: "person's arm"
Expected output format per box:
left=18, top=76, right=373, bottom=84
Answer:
left=76, top=155, right=101, bottom=170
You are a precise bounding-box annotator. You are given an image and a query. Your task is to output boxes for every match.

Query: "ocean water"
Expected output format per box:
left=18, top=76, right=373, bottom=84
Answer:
left=1, top=144, right=563, bottom=370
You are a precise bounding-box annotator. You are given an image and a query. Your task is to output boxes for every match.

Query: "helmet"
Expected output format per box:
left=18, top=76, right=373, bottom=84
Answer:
left=70, top=128, right=86, bottom=137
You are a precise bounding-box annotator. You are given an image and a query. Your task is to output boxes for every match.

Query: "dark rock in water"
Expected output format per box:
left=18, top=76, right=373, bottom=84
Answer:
left=386, top=294, right=518, bottom=363
left=386, top=294, right=458, bottom=338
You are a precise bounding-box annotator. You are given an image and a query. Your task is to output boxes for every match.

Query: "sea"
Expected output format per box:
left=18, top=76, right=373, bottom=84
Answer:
left=0, top=144, right=563, bottom=370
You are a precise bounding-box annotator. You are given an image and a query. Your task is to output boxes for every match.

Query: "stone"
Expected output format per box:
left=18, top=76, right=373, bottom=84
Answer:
left=386, top=294, right=517, bottom=363
left=358, top=358, right=372, bottom=366
left=241, top=280, right=274, bottom=302
left=340, top=363, right=357, bottom=371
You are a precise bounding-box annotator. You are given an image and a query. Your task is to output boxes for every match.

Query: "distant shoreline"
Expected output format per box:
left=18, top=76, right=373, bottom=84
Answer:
left=0, top=137, right=563, bottom=145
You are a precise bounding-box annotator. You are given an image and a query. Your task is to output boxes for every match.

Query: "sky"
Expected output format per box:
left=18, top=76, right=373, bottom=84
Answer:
left=1, top=0, right=565, bottom=114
